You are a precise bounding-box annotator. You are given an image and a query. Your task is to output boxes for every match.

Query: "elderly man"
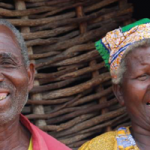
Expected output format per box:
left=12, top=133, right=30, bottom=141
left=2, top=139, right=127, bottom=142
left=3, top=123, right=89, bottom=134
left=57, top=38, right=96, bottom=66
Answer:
left=79, top=18, right=150, bottom=150
left=0, top=20, right=71, bottom=150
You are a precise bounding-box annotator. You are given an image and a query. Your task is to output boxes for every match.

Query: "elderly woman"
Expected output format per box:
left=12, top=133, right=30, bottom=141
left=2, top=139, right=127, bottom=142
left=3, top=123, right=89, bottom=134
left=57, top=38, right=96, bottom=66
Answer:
left=79, top=18, right=150, bottom=150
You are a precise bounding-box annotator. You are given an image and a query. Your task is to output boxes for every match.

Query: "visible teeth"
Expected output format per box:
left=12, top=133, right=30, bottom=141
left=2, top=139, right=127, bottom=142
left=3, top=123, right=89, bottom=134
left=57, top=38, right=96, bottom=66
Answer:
left=0, top=94, right=7, bottom=100
left=0, top=96, right=6, bottom=100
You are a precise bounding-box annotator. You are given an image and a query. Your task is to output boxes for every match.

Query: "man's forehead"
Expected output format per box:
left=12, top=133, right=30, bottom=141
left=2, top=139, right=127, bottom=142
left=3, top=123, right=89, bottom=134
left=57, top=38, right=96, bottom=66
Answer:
left=0, top=25, right=18, bottom=46
left=0, top=25, right=20, bottom=51
left=0, top=25, right=14, bottom=36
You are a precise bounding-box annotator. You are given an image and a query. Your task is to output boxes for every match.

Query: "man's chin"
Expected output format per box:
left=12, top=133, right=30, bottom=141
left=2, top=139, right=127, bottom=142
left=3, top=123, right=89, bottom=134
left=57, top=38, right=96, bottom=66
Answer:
left=0, top=111, right=20, bottom=126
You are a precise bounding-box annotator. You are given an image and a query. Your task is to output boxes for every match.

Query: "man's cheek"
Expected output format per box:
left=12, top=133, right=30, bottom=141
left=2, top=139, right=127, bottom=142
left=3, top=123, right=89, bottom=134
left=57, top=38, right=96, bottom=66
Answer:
left=9, top=73, right=28, bottom=87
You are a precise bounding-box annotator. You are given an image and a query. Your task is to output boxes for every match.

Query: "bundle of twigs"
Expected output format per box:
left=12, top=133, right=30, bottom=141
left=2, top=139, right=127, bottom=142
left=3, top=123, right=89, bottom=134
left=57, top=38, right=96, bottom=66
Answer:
left=0, top=0, right=133, bottom=149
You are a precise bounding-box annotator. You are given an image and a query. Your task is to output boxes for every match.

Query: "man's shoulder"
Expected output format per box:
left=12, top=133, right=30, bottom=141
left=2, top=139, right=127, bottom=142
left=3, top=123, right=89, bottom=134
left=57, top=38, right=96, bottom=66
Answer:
left=34, top=125, right=71, bottom=150
left=79, top=131, right=117, bottom=150
left=20, top=114, right=71, bottom=150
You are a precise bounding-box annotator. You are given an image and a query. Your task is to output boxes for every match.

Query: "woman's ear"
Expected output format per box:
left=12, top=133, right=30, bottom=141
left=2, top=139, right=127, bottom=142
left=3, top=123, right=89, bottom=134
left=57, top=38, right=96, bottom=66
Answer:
left=27, top=63, right=35, bottom=91
left=112, top=84, right=125, bottom=106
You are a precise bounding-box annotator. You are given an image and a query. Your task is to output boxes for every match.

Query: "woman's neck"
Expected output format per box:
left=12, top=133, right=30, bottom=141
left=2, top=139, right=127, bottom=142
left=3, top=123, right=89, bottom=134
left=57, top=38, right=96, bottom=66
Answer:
left=131, top=123, right=150, bottom=150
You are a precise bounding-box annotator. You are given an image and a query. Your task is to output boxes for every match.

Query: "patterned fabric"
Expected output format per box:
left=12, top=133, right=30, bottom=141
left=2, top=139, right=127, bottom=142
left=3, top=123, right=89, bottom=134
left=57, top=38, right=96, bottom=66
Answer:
left=95, top=18, right=150, bottom=79
left=116, top=127, right=138, bottom=150
left=79, top=127, right=140, bottom=150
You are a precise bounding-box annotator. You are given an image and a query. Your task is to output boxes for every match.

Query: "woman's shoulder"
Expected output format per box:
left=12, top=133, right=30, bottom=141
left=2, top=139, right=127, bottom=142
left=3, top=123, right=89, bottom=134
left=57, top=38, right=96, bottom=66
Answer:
left=79, top=130, right=117, bottom=150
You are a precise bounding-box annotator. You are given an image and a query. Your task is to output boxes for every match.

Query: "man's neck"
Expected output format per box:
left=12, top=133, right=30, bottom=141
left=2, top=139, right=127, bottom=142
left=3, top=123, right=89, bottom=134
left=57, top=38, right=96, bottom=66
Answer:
left=0, top=115, right=30, bottom=150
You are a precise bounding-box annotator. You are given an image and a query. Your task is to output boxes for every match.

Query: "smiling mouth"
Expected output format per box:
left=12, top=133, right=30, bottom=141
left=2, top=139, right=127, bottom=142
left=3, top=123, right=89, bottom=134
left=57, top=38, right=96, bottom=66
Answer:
left=0, top=93, right=9, bottom=101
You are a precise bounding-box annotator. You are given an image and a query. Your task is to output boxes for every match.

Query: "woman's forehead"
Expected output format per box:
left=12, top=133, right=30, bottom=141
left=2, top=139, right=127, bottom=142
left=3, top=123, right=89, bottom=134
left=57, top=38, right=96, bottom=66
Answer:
left=126, top=46, right=150, bottom=67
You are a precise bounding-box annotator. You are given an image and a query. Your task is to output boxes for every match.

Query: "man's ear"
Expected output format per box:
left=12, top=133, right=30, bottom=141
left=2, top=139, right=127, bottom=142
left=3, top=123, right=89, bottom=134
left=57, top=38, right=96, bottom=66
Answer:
left=27, top=63, right=35, bottom=91
left=112, top=84, right=125, bottom=106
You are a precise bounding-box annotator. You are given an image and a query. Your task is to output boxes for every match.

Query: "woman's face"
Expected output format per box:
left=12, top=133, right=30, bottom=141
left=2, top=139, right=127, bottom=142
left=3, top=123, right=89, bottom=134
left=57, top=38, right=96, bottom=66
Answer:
left=114, top=46, right=150, bottom=129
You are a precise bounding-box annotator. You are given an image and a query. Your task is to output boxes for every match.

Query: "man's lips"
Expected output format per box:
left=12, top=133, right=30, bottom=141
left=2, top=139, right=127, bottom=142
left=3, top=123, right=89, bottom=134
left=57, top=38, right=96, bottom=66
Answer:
left=0, top=93, right=8, bottom=100
left=0, top=88, right=10, bottom=101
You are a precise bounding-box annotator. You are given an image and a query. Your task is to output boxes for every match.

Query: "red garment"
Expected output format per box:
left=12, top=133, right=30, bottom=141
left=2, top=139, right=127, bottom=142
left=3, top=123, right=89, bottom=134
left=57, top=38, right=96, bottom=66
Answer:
left=20, top=114, right=71, bottom=150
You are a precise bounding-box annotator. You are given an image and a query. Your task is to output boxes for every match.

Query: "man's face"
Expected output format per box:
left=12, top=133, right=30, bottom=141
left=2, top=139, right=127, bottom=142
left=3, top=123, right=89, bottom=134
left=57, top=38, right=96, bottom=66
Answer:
left=115, top=46, right=150, bottom=129
left=0, top=25, right=34, bottom=125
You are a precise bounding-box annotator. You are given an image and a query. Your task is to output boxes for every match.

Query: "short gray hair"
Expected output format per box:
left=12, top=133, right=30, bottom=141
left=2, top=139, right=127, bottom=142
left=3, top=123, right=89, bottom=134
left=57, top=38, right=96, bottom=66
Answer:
left=112, top=38, right=150, bottom=84
left=0, top=19, right=29, bottom=66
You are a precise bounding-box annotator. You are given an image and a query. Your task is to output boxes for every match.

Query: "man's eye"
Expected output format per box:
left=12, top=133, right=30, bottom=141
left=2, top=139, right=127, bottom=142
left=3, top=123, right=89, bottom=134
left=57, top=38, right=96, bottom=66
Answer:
left=0, top=61, right=16, bottom=67
left=2, top=62, right=11, bottom=65
left=137, top=74, right=149, bottom=81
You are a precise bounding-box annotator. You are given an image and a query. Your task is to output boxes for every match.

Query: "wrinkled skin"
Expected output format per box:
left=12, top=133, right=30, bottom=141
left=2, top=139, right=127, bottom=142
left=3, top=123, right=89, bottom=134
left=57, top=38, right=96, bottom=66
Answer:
left=113, top=46, right=150, bottom=150
left=0, top=25, right=34, bottom=150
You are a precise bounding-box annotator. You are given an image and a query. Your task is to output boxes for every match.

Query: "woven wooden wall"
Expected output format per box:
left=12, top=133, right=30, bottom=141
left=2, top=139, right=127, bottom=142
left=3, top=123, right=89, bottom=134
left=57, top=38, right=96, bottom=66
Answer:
left=0, top=0, right=133, bottom=149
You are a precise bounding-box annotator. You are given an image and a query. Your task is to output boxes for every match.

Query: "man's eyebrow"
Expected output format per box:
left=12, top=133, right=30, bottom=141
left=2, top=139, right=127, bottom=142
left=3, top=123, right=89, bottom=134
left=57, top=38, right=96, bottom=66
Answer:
left=0, top=53, right=19, bottom=63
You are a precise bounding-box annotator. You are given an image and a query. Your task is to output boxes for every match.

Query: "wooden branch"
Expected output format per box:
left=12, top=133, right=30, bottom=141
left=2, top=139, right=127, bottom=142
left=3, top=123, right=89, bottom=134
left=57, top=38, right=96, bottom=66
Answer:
left=84, top=0, right=119, bottom=13
left=40, top=68, right=89, bottom=85
left=32, top=22, right=117, bottom=53
left=39, top=114, right=96, bottom=131
left=32, top=5, right=132, bottom=32
left=30, top=43, right=94, bottom=60
left=68, top=140, right=87, bottom=149
left=17, top=0, right=49, bottom=2
left=42, top=72, right=110, bottom=99
left=89, top=5, right=133, bottom=24
left=59, top=62, right=105, bottom=80
left=50, top=88, right=93, bottom=113
left=50, top=51, right=99, bottom=67
left=31, top=75, right=88, bottom=93
left=35, top=64, right=83, bottom=79
left=48, top=98, right=117, bottom=124
left=26, top=38, right=58, bottom=47
left=27, top=97, right=74, bottom=105
left=23, top=26, right=76, bottom=40
left=54, top=107, right=126, bottom=137
left=60, top=132, right=94, bottom=145
left=70, top=86, right=112, bottom=107
left=0, top=2, right=14, bottom=9
left=119, top=0, right=128, bottom=9
left=61, top=114, right=129, bottom=146
left=57, top=114, right=96, bottom=132
left=30, top=3, right=82, bottom=19
left=80, top=113, right=128, bottom=134
left=0, top=6, right=57, bottom=17
left=26, top=98, right=116, bottom=121
left=36, top=50, right=98, bottom=69
left=25, top=0, right=71, bottom=4
left=76, top=5, right=87, bottom=34
left=26, top=30, right=79, bottom=47
left=31, top=6, right=118, bottom=30
left=36, top=64, right=85, bottom=84
left=26, top=106, right=88, bottom=120
left=7, top=11, right=75, bottom=26
left=29, top=51, right=60, bottom=60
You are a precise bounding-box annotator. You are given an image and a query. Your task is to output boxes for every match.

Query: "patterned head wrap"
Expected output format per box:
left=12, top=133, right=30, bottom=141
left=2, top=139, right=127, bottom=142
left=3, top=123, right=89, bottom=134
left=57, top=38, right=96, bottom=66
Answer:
left=95, top=18, right=150, bottom=79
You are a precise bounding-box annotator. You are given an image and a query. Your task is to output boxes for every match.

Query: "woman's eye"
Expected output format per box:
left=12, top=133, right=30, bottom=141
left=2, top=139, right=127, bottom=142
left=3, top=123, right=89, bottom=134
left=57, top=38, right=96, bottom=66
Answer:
left=137, top=74, right=149, bottom=81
